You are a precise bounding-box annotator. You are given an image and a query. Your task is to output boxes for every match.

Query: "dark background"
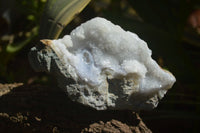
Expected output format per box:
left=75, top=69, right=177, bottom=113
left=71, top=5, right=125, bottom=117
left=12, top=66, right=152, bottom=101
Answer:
left=0, top=0, right=200, bottom=132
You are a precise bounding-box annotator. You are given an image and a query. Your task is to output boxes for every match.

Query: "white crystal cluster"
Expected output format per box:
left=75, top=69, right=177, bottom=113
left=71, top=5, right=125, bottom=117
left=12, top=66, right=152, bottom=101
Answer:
left=41, top=17, right=176, bottom=110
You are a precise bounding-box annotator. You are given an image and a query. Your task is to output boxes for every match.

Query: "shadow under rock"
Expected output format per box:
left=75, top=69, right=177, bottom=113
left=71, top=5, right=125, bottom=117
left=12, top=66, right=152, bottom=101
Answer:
left=0, top=84, right=147, bottom=132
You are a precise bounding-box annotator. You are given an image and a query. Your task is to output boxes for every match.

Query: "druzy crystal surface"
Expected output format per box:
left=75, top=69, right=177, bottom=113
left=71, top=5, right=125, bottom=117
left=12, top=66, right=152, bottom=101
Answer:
left=29, top=17, right=176, bottom=110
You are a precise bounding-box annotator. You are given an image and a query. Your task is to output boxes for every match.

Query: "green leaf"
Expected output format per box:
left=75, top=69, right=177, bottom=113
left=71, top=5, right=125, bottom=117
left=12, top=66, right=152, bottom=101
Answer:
left=6, top=27, right=38, bottom=53
left=39, top=0, right=91, bottom=39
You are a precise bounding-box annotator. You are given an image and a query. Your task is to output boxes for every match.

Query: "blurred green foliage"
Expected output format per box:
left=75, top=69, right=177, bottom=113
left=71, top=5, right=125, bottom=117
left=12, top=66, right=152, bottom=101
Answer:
left=0, top=0, right=46, bottom=82
left=0, top=0, right=200, bottom=132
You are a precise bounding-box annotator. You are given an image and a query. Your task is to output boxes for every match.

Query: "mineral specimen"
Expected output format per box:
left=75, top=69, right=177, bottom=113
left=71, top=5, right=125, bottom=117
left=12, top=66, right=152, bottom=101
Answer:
left=29, top=17, right=176, bottom=110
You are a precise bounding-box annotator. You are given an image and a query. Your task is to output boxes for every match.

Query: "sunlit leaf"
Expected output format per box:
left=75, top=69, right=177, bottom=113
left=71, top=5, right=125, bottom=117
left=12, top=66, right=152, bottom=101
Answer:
left=39, top=0, right=91, bottom=39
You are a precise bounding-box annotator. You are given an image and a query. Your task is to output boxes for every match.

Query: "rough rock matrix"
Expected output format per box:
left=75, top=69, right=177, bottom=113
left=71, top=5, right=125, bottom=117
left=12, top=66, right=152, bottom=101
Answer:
left=29, top=17, right=176, bottom=110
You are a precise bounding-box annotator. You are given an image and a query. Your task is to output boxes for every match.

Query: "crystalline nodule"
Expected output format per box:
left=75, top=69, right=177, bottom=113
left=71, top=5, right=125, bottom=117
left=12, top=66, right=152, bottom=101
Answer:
left=43, top=17, right=176, bottom=110
left=52, top=18, right=150, bottom=83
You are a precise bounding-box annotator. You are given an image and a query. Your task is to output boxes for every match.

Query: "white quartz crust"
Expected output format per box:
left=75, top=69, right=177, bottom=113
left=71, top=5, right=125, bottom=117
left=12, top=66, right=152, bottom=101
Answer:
left=43, top=17, right=176, bottom=110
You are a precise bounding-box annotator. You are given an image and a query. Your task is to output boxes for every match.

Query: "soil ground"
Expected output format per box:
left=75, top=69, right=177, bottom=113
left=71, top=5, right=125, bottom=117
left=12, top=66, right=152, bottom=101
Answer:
left=0, top=83, right=151, bottom=133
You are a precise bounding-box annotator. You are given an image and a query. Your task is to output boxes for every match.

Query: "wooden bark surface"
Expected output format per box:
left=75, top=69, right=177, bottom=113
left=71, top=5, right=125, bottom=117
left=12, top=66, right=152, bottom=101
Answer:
left=0, top=83, right=152, bottom=133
